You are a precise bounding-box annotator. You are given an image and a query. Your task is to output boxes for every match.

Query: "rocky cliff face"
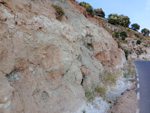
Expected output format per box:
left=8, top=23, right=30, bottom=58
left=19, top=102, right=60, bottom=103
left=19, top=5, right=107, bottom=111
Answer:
left=0, top=0, right=126, bottom=113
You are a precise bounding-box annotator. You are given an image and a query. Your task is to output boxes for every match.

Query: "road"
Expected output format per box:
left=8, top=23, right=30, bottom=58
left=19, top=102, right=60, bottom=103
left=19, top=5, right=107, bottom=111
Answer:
left=134, top=61, right=150, bottom=113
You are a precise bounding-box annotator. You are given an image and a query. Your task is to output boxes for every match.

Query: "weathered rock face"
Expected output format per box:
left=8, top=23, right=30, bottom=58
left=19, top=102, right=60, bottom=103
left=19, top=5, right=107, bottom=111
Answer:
left=0, top=0, right=125, bottom=113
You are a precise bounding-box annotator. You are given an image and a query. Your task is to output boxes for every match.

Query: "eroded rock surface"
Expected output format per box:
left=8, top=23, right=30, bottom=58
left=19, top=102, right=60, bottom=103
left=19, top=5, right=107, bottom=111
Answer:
left=0, top=0, right=125, bottom=113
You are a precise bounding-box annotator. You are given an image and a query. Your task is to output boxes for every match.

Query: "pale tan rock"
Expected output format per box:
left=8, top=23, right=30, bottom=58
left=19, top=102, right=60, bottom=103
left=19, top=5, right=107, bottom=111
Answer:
left=0, top=0, right=126, bottom=113
left=0, top=73, right=14, bottom=113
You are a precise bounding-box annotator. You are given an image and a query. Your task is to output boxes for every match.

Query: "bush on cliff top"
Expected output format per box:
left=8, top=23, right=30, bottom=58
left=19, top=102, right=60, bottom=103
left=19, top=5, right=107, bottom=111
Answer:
left=108, top=14, right=130, bottom=27
left=94, top=8, right=105, bottom=18
left=79, top=2, right=93, bottom=15
left=141, top=28, right=150, bottom=36
left=52, top=4, right=65, bottom=21
left=131, top=23, right=140, bottom=31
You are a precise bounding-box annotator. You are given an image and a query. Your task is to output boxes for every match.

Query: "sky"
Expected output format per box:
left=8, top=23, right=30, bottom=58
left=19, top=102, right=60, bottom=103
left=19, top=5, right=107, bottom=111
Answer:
left=78, top=0, right=150, bottom=31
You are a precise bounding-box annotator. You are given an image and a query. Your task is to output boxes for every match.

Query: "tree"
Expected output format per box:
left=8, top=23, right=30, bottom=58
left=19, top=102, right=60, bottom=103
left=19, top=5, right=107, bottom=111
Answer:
left=94, top=8, right=105, bottom=17
left=141, top=28, right=150, bottom=36
left=108, top=14, right=130, bottom=27
left=119, top=15, right=130, bottom=27
left=108, top=14, right=120, bottom=25
left=79, top=2, right=93, bottom=14
left=131, top=23, right=140, bottom=31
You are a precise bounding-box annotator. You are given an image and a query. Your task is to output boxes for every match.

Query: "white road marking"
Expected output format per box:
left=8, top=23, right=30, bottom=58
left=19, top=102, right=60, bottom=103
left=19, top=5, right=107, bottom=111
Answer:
left=136, top=108, right=140, bottom=113
left=137, top=74, right=139, bottom=77
left=137, top=84, right=140, bottom=88
left=137, top=92, right=140, bottom=100
left=137, top=78, right=139, bottom=82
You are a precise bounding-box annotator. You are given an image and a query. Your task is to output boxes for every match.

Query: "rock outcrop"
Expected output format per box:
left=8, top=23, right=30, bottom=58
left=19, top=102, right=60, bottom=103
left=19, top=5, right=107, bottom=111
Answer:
left=0, top=0, right=126, bottom=113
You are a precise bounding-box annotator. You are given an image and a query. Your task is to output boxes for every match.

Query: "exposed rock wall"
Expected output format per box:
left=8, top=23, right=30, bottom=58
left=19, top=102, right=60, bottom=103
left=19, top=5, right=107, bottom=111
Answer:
left=0, top=0, right=125, bottom=113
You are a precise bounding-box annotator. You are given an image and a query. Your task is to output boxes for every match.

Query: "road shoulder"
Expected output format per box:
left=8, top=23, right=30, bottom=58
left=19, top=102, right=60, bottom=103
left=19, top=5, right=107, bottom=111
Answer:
left=112, top=85, right=137, bottom=113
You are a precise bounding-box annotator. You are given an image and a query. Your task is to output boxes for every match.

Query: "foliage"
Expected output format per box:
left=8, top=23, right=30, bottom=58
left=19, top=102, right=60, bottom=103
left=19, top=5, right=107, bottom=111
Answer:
left=112, top=31, right=127, bottom=40
left=123, top=49, right=129, bottom=60
left=120, top=31, right=127, bottom=38
left=121, top=36, right=126, bottom=40
left=108, top=14, right=130, bottom=27
left=141, top=28, right=150, bottom=36
left=108, top=14, right=119, bottom=25
left=119, top=15, right=130, bottom=27
left=131, top=23, right=140, bottom=31
left=94, top=8, right=105, bottom=17
left=79, top=2, right=93, bottom=15
left=134, top=33, right=139, bottom=37
left=112, top=32, right=119, bottom=38
left=52, top=4, right=65, bottom=20
left=136, top=40, right=141, bottom=45
left=127, top=29, right=131, bottom=32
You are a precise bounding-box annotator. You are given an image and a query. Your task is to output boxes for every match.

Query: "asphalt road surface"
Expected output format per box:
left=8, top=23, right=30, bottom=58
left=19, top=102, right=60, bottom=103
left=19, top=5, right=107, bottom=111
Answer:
left=134, top=61, right=150, bottom=113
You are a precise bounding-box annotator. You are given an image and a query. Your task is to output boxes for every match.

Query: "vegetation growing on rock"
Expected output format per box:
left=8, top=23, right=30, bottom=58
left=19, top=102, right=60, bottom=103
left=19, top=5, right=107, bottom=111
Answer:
left=134, top=33, right=139, bottom=37
left=79, top=2, right=93, bottom=15
left=119, top=15, right=130, bottom=27
left=141, top=28, right=150, bottom=36
left=52, top=4, right=65, bottom=20
left=123, top=49, right=129, bottom=60
left=112, top=32, right=119, bottom=38
left=120, top=31, right=127, bottom=38
left=108, top=14, right=130, bottom=27
left=78, top=1, right=150, bottom=37
left=131, top=23, right=140, bottom=31
left=136, top=40, right=141, bottom=45
left=108, top=14, right=120, bottom=25
left=94, top=8, right=105, bottom=17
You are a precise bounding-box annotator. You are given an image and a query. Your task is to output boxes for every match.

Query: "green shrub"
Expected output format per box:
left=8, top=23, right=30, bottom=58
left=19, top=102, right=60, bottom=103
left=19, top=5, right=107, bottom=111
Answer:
left=134, top=33, right=139, bottom=37
left=108, top=14, right=119, bottom=25
left=112, top=32, right=119, bottom=38
left=124, top=49, right=129, bottom=60
left=136, top=40, right=141, bottom=45
left=119, top=15, right=130, bottom=27
left=120, top=31, right=127, bottom=38
left=52, top=4, right=65, bottom=20
left=79, top=2, right=93, bottom=15
left=131, top=23, right=140, bottom=31
left=141, top=28, right=150, bottom=36
left=127, top=29, right=130, bottom=32
left=108, top=14, right=130, bottom=27
left=94, top=8, right=105, bottom=17
left=121, top=36, right=126, bottom=40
